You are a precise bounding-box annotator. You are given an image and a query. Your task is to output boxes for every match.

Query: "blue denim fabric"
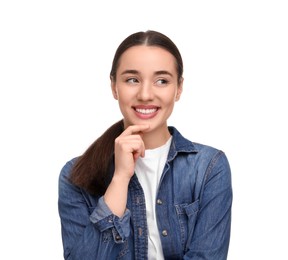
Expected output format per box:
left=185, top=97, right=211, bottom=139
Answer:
left=58, top=127, right=232, bottom=259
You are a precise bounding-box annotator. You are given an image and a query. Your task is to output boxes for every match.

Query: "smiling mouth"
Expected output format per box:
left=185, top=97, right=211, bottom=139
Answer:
left=134, top=108, right=158, bottom=114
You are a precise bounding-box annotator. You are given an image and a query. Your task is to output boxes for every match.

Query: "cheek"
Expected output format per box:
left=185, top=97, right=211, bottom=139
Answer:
left=163, top=92, right=178, bottom=104
left=117, top=87, right=138, bottom=103
left=117, top=94, right=132, bottom=109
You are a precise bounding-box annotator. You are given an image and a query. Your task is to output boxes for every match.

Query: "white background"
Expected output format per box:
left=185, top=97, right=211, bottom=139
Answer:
left=0, top=0, right=287, bottom=259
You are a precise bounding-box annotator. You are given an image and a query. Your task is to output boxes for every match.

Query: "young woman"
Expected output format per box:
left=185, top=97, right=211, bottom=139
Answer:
left=58, top=30, right=233, bottom=259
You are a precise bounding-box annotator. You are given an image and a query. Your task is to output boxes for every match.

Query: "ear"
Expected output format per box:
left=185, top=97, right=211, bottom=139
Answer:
left=111, top=81, right=118, bottom=100
left=175, top=78, right=183, bottom=101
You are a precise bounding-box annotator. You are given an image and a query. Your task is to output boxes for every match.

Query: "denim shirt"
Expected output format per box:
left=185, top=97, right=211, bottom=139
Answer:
left=58, top=127, right=232, bottom=259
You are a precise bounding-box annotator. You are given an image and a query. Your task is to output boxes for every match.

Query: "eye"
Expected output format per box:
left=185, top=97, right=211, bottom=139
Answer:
left=156, top=78, right=169, bottom=86
left=126, top=78, right=139, bottom=84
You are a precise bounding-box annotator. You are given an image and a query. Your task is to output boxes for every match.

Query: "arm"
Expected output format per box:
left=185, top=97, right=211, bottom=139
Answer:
left=58, top=160, right=130, bottom=260
left=104, top=124, right=149, bottom=217
left=184, top=151, right=233, bottom=260
left=58, top=125, right=149, bottom=259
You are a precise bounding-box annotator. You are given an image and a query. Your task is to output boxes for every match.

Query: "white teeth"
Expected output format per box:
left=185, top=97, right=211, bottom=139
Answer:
left=136, top=108, right=157, bottom=114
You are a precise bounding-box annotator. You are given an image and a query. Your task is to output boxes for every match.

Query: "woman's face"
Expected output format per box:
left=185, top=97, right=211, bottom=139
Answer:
left=111, top=45, right=183, bottom=134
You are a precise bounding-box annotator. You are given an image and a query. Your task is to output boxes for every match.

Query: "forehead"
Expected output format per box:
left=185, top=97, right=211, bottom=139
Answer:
left=117, top=45, right=177, bottom=73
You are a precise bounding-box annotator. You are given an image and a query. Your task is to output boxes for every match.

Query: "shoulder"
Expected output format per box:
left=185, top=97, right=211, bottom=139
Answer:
left=191, top=142, right=229, bottom=165
left=58, top=157, right=79, bottom=184
left=190, top=143, right=231, bottom=188
left=169, top=126, right=226, bottom=157
left=192, top=141, right=220, bottom=154
left=169, top=126, right=230, bottom=171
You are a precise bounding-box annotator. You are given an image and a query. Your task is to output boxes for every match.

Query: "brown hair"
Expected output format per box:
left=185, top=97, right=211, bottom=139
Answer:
left=70, top=30, right=184, bottom=196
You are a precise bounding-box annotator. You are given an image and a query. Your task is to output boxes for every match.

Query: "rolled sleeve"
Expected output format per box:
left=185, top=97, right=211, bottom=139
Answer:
left=90, top=196, right=131, bottom=243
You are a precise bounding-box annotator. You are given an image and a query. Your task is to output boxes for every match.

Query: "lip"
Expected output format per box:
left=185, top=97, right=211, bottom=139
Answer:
left=132, top=105, right=160, bottom=119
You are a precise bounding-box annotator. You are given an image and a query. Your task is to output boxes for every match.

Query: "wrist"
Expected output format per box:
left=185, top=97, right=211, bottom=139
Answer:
left=112, top=170, right=133, bottom=184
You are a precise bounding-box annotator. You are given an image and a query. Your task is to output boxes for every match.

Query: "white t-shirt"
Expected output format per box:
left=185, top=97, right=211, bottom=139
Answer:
left=135, top=137, right=172, bottom=260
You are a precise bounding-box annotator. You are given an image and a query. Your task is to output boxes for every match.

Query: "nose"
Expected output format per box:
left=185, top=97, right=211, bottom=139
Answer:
left=137, top=82, right=154, bottom=101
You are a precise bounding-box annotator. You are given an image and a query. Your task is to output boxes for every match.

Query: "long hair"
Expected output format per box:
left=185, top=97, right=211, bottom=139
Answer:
left=70, top=30, right=183, bottom=196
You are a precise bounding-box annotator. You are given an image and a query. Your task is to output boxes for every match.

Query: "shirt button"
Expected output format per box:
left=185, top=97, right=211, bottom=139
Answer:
left=162, top=230, right=168, bottom=236
left=138, top=227, right=143, bottom=236
left=115, top=235, right=121, bottom=241
left=156, top=199, right=163, bottom=205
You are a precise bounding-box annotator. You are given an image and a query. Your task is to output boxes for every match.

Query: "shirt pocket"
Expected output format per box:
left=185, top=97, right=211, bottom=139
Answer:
left=175, top=200, right=199, bottom=251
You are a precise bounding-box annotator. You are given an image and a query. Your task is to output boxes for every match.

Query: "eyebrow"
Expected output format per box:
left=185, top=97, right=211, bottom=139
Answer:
left=120, top=70, right=139, bottom=76
left=120, top=69, right=173, bottom=77
left=154, top=70, right=173, bottom=77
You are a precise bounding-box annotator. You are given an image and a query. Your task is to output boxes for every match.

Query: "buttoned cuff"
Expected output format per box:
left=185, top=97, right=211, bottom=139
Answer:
left=90, top=196, right=131, bottom=243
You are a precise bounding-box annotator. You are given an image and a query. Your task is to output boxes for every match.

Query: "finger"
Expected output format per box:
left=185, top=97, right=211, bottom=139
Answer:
left=121, top=124, right=150, bottom=137
left=123, top=138, right=146, bottom=158
left=115, top=134, right=144, bottom=146
left=133, top=151, right=141, bottom=161
left=115, top=136, right=145, bottom=152
left=133, top=143, right=146, bottom=160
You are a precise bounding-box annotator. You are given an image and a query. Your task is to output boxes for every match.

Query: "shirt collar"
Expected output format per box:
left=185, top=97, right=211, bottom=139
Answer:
left=167, top=126, right=198, bottom=162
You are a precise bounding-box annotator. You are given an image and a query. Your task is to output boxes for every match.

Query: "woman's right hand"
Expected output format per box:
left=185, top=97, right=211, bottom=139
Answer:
left=104, top=124, right=149, bottom=217
left=114, top=124, right=150, bottom=180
